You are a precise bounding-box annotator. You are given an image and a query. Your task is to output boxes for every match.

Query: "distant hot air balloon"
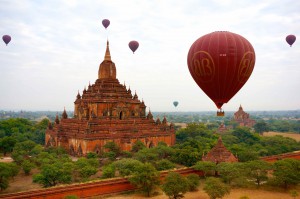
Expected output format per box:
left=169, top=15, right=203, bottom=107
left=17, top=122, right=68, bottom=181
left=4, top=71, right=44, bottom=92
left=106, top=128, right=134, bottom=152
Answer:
left=2, top=35, right=11, bottom=46
left=173, top=101, right=179, bottom=107
left=187, top=31, right=256, bottom=116
left=102, top=19, right=110, bottom=29
left=129, top=40, right=139, bottom=53
left=286, top=35, right=296, bottom=47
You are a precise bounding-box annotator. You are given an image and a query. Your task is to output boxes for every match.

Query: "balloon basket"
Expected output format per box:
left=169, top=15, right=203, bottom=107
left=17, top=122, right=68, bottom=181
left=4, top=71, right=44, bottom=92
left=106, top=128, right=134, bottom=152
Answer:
left=217, top=110, right=225, bottom=117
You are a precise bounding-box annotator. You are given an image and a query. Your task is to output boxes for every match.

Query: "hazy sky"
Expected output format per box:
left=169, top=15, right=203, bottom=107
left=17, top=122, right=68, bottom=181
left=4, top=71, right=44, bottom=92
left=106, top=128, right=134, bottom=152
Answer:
left=0, top=0, right=299, bottom=112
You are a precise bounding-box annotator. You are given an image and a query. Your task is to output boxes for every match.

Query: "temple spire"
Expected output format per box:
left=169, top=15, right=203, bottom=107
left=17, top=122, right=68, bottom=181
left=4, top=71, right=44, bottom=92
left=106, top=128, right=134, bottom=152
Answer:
left=104, top=40, right=111, bottom=61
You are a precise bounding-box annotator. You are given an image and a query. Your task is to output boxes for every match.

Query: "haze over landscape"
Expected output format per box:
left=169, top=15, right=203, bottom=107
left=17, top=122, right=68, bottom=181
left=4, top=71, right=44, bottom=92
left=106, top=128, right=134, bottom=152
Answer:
left=0, top=0, right=299, bottom=112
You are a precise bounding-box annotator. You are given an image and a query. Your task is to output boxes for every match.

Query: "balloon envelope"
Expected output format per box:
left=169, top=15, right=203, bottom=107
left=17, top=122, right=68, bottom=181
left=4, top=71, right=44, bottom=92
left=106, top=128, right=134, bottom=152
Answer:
left=129, top=40, right=139, bottom=53
left=2, top=35, right=11, bottom=45
left=286, top=35, right=296, bottom=47
left=102, top=19, right=110, bottom=29
left=187, top=31, right=256, bottom=109
left=173, top=101, right=179, bottom=107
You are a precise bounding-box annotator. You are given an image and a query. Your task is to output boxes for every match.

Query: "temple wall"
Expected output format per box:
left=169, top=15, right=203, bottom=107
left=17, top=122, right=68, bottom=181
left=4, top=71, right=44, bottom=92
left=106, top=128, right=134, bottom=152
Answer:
left=0, top=168, right=203, bottom=199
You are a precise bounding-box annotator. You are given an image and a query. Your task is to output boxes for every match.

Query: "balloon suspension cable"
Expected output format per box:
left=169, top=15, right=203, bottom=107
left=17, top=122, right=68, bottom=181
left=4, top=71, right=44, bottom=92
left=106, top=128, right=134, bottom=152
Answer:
left=217, top=108, right=225, bottom=117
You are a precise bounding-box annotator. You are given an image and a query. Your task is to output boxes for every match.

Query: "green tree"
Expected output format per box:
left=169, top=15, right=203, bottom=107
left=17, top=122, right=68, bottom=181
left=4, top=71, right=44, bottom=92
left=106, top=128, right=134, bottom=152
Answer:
left=186, top=173, right=200, bottom=191
left=155, top=159, right=175, bottom=171
left=33, top=160, right=74, bottom=187
left=0, top=162, right=18, bottom=191
left=253, top=121, right=269, bottom=135
left=203, top=177, right=230, bottom=199
left=129, top=163, right=160, bottom=197
left=0, top=136, right=16, bottom=156
left=232, top=127, right=259, bottom=145
left=113, top=158, right=143, bottom=177
left=272, top=159, right=300, bottom=189
left=101, top=164, right=115, bottom=179
left=21, top=159, right=35, bottom=175
left=193, top=161, right=216, bottom=177
left=161, top=172, right=189, bottom=199
left=104, top=141, right=121, bottom=156
left=131, top=140, right=146, bottom=152
left=216, top=162, right=244, bottom=185
left=134, top=148, right=159, bottom=163
left=244, top=160, right=271, bottom=187
left=74, top=158, right=98, bottom=181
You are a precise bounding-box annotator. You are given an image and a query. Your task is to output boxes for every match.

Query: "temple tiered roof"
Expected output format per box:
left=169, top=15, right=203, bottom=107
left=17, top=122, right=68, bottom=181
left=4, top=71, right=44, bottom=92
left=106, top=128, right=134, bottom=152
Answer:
left=45, top=41, right=175, bottom=156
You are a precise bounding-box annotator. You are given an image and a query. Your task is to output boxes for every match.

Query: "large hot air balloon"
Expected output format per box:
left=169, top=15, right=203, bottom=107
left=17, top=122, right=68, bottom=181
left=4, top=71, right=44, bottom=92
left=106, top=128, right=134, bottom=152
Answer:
left=129, top=40, right=139, bottom=53
left=286, top=35, right=296, bottom=47
left=2, top=35, right=11, bottom=46
left=102, top=19, right=110, bottom=29
left=187, top=31, right=256, bottom=116
left=173, top=101, right=179, bottom=107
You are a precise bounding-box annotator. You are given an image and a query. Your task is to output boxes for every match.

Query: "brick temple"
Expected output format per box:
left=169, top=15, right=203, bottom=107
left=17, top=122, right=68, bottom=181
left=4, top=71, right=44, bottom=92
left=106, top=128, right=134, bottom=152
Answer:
left=233, top=105, right=256, bottom=127
left=202, top=137, right=238, bottom=163
left=45, top=41, right=175, bottom=156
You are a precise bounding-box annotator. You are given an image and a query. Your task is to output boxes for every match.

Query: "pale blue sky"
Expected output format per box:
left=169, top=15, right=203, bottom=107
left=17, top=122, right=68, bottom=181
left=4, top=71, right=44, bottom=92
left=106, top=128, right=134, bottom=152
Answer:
left=0, top=0, right=299, bottom=112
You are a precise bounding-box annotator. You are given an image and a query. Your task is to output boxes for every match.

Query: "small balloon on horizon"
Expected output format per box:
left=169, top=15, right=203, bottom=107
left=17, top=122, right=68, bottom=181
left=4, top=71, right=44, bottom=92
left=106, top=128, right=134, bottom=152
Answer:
left=129, top=40, right=139, bottom=54
left=2, top=35, right=11, bottom=46
left=102, top=19, right=110, bottom=29
left=286, top=34, right=296, bottom=47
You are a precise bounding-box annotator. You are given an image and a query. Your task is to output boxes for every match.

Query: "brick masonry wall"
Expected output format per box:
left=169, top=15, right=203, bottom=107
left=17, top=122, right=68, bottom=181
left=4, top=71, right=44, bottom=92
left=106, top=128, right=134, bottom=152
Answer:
left=0, top=168, right=203, bottom=199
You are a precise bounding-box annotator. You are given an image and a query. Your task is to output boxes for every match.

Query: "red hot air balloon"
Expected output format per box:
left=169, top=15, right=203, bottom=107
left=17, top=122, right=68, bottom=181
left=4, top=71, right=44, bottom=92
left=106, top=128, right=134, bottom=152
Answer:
left=187, top=31, right=256, bottom=116
left=2, top=35, right=11, bottom=46
left=102, top=19, right=110, bottom=29
left=286, top=35, right=296, bottom=47
left=129, top=40, right=139, bottom=53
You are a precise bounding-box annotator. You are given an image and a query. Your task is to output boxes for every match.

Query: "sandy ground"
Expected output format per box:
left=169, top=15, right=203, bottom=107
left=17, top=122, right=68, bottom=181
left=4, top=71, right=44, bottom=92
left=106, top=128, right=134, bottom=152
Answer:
left=263, top=131, right=300, bottom=141
left=95, top=187, right=299, bottom=199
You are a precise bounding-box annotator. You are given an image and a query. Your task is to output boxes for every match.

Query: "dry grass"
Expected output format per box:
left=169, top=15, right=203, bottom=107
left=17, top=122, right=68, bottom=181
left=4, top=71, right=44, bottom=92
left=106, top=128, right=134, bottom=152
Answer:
left=263, top=131, right=300, bottom=141
left=100, top=187, right=299, bottom=199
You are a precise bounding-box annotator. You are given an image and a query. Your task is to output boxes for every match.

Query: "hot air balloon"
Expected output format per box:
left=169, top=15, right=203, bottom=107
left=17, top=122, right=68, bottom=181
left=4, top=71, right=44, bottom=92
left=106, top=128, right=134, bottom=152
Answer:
left=173, top=101, right=179, bottom=107
left=286, top=35, right=296, bottom=47
left=129, top=40, right=139, bottom=53
left=102, top=19, right=110, bottom=29
left=187, top=31, right=256, bottom=116
left=2, top=35, right=11, bottom=46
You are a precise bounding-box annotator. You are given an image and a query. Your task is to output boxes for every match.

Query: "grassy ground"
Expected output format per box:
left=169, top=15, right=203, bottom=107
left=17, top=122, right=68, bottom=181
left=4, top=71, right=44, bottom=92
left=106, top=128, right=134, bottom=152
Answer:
left=263, top=131, right=300, bottom=141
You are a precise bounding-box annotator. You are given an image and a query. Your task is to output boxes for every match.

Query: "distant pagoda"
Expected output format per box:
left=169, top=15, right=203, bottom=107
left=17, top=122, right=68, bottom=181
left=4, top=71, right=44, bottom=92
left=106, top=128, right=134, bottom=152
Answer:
left=233, top=105, right=256, bottom=128
left=202, top=137, right=238, bottom=163
left=45, top=41, right=175, bottom=156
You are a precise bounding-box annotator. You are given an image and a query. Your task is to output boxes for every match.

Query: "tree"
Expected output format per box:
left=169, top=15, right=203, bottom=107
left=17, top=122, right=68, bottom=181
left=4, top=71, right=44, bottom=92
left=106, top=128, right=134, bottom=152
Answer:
left=129, top=163, right=160, bottom=197
left=104, top=141, right=121, bottom=156
left=131, top=140, right=146, bottom=152
left=244, top=160, right=271, bottom=187
left=161, top=172, right=189, bottom=199
left=193, top=161, right=216, bottom=177
left=74, top=158, right=98, bottom=181
left=186, top=174, right=200, bottom=191
left=155, top=159, right=175, bottom=171
left=101, top=164, right=115, bottom=179
left=33, top=160, right=74, bottom=187
left=133, top=148, right=159, bottom=163
left=232, top=127, right=259, bottom=145
left=0, top=162, right=18, bottom=191
left=272, top=159, right=300, bottom=189
left=203, top=177, right=230, bottom=199
left=253, top=121, right=269, bottom=135
left=0, top=136, right=16, bottom=156
left=113, top=158, right=143, bottom=177
left=21, top=159, right=35, bottom=175
left=216, top=162, right=243, bottom=185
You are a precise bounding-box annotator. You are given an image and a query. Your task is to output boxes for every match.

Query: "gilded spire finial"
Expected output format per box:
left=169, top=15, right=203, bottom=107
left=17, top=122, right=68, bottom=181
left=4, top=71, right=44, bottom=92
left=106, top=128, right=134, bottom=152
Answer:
left=104, top=40, right=111, bottom=61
